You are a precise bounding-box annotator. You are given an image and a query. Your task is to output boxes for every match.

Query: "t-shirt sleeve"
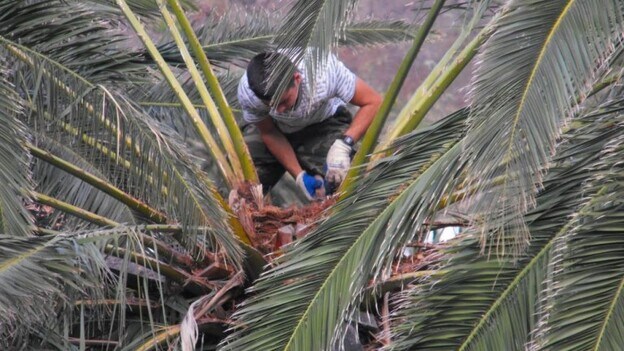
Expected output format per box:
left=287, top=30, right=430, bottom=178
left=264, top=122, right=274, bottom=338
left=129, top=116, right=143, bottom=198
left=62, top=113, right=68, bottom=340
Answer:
left=327, top=53, right=356, bottom=103
left=237, top=72, right=270, bottom=124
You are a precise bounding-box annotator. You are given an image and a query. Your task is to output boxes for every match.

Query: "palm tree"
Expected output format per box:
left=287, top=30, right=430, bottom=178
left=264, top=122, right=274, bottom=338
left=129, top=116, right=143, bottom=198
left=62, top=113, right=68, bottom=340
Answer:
left=4, top=0, right=624, bottom=350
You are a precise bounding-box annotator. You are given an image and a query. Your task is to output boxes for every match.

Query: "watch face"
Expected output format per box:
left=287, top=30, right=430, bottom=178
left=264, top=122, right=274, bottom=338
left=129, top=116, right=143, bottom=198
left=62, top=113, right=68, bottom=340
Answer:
left=342, top=135, right=355, bottom=147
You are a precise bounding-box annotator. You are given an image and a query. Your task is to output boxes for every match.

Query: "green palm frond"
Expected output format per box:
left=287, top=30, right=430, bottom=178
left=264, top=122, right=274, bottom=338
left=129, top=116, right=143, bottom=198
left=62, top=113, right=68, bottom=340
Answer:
left=221, top=109, right=467, bottom=351
left=0, top=63, right=34, bottom=237
left=33, top=135, right=137, bottom=229
left=137, top=71, right=244, bottom=140
left=134, top=71, right=246, bottom=190
left=390, top=101, right=624, bottom=351
left=379, top=0, right=494, bottom=151
left=153, top=7, right=415, bottom=69
left=340, top=20, right=415, bottom=46
left=160, top=8, right=277, bottom=68
left=0, top=226, right=200, bottom=349
left=274, top=0, right=356, bottom=54
left=0, top=234, right=110, bottom=341
left=344, top=0, right=446, bottom=192
left=462, top=0, right=624, bottom=253
left=3, top=36, right=241, bottom=264
left=267, top=0, right=358, bottom=97
left=529, top=133, right=624, bottom=351
left=86, top=0, right=196, bottom=18
left=0, top=0, right=151, bottom=85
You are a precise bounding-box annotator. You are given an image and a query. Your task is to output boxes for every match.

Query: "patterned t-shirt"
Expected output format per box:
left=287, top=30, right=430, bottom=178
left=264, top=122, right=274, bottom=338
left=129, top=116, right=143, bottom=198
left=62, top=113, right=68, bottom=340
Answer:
left=237, top=52, right=356, bottom=133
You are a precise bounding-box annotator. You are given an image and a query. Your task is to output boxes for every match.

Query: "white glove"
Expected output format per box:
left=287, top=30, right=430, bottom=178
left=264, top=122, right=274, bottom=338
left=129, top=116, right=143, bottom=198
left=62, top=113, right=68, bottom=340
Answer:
left=296, top=171, right=325, bottom=201
left=325, top=139, right=352, bottom=187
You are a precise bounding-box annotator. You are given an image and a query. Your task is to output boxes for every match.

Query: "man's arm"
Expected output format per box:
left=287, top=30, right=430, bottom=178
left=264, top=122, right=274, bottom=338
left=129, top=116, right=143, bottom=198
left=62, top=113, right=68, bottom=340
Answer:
left=343, top=77, right=383, bottom=141
left=255, top=117, right=302, bottom=178
left=324, top=77, right=381, bottom=189
left=257, top=117, right=325, bottom=200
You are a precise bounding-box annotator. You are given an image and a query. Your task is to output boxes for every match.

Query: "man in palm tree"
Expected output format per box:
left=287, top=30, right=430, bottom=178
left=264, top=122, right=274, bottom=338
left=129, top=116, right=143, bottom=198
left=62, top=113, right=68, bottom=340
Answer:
left=238, top=51, right=382, bottom=201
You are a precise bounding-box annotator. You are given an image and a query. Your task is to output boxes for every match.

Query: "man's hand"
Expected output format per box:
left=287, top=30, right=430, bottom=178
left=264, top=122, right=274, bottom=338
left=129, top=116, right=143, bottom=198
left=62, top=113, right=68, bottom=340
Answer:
left=296, top=171, right=325, bottom=200
left=325, top=139, right=352, bottom=188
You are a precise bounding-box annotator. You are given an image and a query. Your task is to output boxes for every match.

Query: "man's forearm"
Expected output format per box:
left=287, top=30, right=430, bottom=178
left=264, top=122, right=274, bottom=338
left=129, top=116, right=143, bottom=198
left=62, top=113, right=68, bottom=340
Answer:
left=261, top=130, right=303, bottom=177
left=344, top=78, right=383, bottom=142
left=344, top=104, right=379, bottom=141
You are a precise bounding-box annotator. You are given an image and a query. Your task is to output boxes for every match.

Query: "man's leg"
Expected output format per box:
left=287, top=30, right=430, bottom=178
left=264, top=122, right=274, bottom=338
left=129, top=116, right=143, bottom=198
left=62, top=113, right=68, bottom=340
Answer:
left=287, top=106, right=353, bottom=178
left=242, top=124, right=285, bottom=191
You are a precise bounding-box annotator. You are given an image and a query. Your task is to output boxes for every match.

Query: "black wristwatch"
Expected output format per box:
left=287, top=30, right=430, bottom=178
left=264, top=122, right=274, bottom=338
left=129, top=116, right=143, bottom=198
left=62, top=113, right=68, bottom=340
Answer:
left=341, top=135, right=355, bottom=147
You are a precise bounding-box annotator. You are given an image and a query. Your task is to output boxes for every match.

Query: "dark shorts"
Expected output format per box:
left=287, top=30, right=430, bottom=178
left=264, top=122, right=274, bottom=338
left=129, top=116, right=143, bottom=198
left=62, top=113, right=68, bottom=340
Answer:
left=243, top=106, right=353, bottom=189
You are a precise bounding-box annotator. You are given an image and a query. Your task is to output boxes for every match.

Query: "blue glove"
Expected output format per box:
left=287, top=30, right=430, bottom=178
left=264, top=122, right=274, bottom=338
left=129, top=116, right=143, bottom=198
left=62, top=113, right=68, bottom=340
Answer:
left=296, top=171, right=324, bottom=200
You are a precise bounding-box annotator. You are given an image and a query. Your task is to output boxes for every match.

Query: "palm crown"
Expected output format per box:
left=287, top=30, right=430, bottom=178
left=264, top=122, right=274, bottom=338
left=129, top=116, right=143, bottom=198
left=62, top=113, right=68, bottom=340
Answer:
left=2, top=0, right=624, bottom=350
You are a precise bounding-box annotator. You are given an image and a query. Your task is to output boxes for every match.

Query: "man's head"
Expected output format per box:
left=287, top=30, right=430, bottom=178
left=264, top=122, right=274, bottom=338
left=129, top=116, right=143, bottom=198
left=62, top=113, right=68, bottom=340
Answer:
left=247, top=52, right=302, bottom=113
